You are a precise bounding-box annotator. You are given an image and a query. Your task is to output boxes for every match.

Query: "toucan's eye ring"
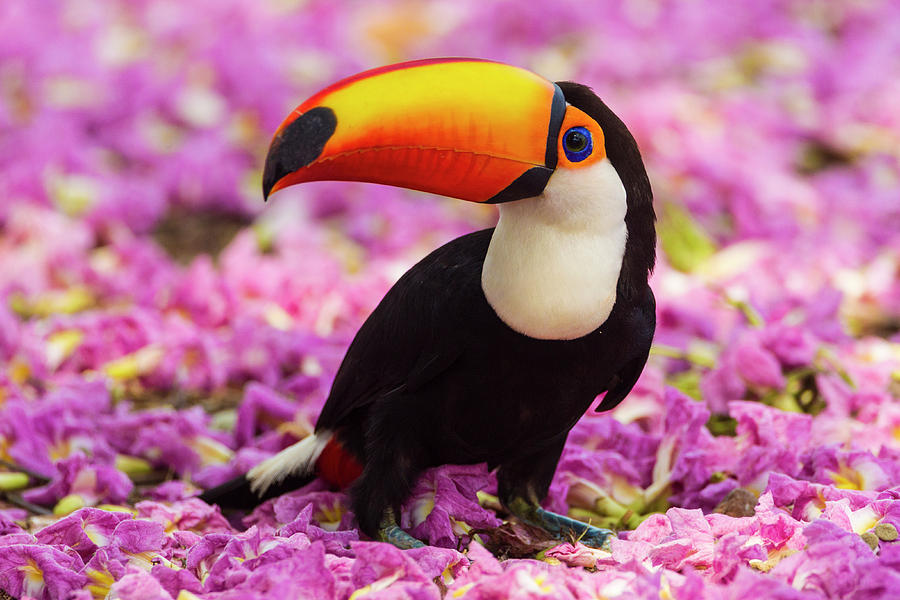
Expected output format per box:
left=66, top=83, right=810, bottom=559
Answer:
left=563, top=126, right=593, bottom=162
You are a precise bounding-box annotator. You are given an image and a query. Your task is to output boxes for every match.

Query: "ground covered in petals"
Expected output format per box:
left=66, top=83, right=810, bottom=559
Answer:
left=1, top=1, right=900, bottom=599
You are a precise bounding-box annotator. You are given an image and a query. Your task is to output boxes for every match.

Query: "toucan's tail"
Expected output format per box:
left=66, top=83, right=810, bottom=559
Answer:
left=198, top=471, right=317, bottom=510
left=199, top=431, right=332, bottom=510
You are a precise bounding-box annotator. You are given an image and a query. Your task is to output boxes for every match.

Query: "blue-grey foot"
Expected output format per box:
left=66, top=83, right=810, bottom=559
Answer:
left=377, top=510, right=425, bottom=549
left=508, top=498, right=614, bottom=550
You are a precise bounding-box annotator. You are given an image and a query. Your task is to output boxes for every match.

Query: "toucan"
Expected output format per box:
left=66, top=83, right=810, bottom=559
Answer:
left=200, top=58, right=656, bottom=549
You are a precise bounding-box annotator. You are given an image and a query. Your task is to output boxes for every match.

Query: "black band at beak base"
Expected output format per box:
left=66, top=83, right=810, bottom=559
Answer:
left=485, top=84, right=566, bottom=204
left=485, top=166, right=554, bottom=204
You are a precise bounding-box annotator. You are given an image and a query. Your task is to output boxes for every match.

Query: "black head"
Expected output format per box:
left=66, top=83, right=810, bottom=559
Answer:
left=556, top=82, right=656, bottom=296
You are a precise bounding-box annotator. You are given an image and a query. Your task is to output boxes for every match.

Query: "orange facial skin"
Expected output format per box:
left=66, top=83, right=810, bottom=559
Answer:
left=264, top=58, right=565, bottom=203
left=557, top=105, right=607, bottom=169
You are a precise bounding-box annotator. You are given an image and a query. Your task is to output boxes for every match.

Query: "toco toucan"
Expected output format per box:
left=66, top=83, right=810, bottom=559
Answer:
left=200, top=58, right=656, bottom=549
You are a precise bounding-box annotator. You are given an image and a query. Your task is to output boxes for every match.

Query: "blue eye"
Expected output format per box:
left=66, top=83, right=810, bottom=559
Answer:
left=563, top=126, right=592, bottom=162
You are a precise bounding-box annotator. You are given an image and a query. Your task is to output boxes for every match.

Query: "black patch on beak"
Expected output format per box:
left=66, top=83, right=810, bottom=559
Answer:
left=262, top=106, right=337, bottom=199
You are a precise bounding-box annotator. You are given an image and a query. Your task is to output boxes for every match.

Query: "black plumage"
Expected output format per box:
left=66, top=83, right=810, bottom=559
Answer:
left=202, top=81, right=656, bottom=544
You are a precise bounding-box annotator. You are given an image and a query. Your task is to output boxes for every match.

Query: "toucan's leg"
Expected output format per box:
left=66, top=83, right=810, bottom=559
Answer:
left=505, top=497, right=614, bottom=549
left=350, top=395, right=428, bottom=549
left=498, top=435, right=614, bottom=550
left=377, top=508, right=425, bottom=549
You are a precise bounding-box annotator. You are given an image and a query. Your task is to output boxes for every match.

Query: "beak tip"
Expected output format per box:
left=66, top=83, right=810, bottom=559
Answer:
left=259, top=106, right=337, bottom=202
left=261, top=147, right=287, bottom=202
left=261, top=177, right=274, bottom=202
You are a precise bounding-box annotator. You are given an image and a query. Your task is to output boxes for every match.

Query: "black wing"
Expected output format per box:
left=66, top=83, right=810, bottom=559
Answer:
left=315, top=229, right=493, bottom=431
left=594, top=286, right=655, bottom=412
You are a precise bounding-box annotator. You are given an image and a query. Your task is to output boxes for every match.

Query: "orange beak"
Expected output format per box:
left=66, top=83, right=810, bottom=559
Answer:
left=262, top=58, right=565, bottom=203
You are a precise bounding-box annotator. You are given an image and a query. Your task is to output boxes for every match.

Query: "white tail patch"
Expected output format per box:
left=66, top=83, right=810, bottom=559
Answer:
left=247, top=431, right=332, bottom=495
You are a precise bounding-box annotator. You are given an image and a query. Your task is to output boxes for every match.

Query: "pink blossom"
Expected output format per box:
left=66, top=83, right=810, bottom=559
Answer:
left=213, top=542, right=336, bottom=600
left=770, top=520, right=895, bottom=598
left=0, top=510, right=25, bottom=534
left=349, top=541, right=440, bottom=599
left=277, top=503, right=358, bottom=557
left=2, top=0, right=900, bottom=597
left=23, top=455, right=133, bottom=506
left=233, top=382, right=302, bottom=447
left=0, top=543, right=86, bottom=600
left=135, top=499, right=233, bottom=535
left=729, top=400, right=813, bottom=490
left=544, top=542, right=610, bottom=568
left=802, top=446, right=900, bottom=492
left=401, top=463, right=501, bottom=549
left=33, top=508, right=132, bottom=562
left=201, top=526, right=313, bottom=593
left=149, top=565, right=203, bottom=599
left=108, top=569, right=174, bottom=600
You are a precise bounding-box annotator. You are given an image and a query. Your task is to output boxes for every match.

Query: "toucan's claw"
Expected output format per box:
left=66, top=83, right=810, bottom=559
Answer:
left=577, top=526, right=614, bottom=550
left=377, top=509, right=425, bottom=549
left=534, top=507, right=614, bottom=550
left=508, top=498, right=614, bottom=551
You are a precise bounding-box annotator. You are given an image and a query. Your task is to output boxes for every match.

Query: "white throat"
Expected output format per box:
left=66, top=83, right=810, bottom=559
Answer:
left=481, top=158, right=628, bottom=340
